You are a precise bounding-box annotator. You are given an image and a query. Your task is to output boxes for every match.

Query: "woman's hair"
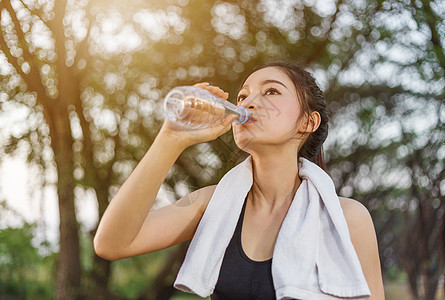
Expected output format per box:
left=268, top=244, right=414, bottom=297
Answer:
left=241, top=61, right=329, bottom=172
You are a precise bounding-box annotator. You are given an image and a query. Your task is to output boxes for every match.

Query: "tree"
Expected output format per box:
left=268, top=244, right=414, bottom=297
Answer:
left=1, top=1, right=81, bottom=298
left=320, top=1, right=444, bottom=298
left=0, top=0, right=443, bottom=299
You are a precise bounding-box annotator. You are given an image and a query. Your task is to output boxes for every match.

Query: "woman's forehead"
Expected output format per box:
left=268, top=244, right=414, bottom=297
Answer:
left=242, top=66, right=294, bottom=90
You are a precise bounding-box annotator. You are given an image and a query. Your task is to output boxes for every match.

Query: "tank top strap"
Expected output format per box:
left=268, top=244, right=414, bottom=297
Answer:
left=234, top=194, right=248, bottom=236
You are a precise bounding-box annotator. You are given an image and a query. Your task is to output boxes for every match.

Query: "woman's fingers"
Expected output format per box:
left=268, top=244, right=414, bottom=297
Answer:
left=193, top=82, right=229, bottom=100
left=223, top=114, right=237, bottom=126
left=193, top=82, right=209, bottom=89
left=206, top=85, right=229, bottom=100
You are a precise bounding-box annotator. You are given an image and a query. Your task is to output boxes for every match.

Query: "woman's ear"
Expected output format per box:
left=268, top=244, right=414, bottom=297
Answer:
left=298, top=111, right=321, bottom=133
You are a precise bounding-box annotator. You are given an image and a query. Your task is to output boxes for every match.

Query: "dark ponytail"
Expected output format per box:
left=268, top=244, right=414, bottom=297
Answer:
left=244, top=61, right=329, bottom=172
left=313, top=145, right=327, bottom=172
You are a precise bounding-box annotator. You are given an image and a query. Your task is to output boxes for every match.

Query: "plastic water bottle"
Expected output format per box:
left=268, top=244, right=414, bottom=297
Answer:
left=164, top=86, right=250, bottom=129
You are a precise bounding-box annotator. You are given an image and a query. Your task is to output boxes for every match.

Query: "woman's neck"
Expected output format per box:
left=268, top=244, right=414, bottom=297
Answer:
left=250, top=152, right=302, bottom=211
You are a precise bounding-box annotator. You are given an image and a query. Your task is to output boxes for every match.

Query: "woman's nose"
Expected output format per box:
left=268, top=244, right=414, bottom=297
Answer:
left=245, top=104, right=255, bottom=110
left=239, top=97, right=256, bottom=110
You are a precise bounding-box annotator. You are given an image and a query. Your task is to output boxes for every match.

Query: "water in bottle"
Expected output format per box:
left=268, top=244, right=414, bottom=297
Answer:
left=164, top=86, right=251, bottom=129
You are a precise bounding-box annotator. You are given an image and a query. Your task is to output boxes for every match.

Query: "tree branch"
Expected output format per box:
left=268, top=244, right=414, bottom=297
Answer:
left=421, top=0, right=445, bottom=70
left=0, top=28, right=48, bottom=110
left=305, top=0, right=343, bottom=64
left=0, top=4, right=58, bottom=152
left=47, top=0, right=67, bottom=64
left=75, top=0, right=95, bottom=69
left=409, top=0, right=445, bottom=73
left=0, top=1, right=49, bottom=105
left=18, top=0, right=46, bottom=24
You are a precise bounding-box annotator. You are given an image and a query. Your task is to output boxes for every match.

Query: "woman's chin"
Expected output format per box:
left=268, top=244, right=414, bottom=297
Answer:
left=234, top=135, right=259, bottom=152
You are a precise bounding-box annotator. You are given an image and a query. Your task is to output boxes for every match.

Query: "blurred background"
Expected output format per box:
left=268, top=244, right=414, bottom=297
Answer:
left=0, top=0, right=444, bottom=299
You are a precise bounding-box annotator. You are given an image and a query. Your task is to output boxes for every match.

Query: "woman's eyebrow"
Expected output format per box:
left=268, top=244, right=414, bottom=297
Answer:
left=240, top=79, right=288, bottom=91
left=260, top=79, right=288, bottom=89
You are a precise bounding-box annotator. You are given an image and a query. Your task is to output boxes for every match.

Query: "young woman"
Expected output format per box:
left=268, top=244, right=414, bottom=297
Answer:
left=94, top=61, right=385, bottom=299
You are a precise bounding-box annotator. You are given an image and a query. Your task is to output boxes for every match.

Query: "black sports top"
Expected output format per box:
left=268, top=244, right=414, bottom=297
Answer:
left=211, top=196, right=276, bottom=300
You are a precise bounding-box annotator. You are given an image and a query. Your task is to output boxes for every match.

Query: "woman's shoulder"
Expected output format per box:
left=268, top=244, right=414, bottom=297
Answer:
left=338, top=196, right=376, bottom=245
left=338, top=197, right=385, bottom=297
left=338, top=197, right=371, bottom=220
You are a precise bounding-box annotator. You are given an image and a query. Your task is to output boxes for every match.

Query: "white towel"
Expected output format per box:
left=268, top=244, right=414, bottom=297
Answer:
left=174, top=155, right=371, bottom=299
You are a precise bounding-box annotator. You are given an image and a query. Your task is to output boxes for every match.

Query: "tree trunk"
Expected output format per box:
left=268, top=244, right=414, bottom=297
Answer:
left=89, top=185, right=112, bottom=300
left=153, top=242, right=189, bottom=300
left=50, top=106, right=81, bottom=300
left=90, top=253, right=111, bottom=300
left=407, top=267, right=420, bottom=300
left=137, top=242, right=189, bottom=300
left=425, top=277, right=438, bottom=300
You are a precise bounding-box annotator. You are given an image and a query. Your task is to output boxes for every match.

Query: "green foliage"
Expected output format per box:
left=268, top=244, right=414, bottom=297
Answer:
left=0, top=223, right=55, bottom=299
left=109, top=246, right=173, bottom=298
left=0, top=0, right=443, bottom=298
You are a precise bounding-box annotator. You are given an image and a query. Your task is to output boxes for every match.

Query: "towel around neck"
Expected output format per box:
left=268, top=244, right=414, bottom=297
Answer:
left=174, top=155, right=371, bottom=299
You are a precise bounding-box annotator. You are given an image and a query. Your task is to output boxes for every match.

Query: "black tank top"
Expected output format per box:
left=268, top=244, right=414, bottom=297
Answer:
left=211, top=196, right=276, bottom=300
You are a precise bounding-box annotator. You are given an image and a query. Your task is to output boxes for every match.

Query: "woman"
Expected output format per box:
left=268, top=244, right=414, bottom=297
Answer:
left=94, top=61, right=385, bottom=299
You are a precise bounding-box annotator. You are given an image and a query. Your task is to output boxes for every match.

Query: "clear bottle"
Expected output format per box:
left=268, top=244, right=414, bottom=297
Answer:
left=164, top=86, right=250, bottom=129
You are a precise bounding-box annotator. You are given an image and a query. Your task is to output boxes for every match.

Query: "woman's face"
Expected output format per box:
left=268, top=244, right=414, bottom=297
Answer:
left=233, top=66, right=305, bottom=152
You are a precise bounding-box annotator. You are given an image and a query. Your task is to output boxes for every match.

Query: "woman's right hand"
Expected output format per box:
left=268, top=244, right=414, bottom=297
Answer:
left=159, top=83, right=237, bottom=148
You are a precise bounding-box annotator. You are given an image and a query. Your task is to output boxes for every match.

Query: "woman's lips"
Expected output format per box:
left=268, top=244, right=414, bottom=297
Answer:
left=244, top=116, right=257, bottom=124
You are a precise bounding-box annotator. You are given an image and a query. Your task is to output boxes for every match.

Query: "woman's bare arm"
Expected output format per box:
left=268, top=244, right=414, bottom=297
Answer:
left=94, top=83, right=235, bottom=260
left=340, top=197, right=385, bottom=300
left=93, top=132, right=187, bottom=260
